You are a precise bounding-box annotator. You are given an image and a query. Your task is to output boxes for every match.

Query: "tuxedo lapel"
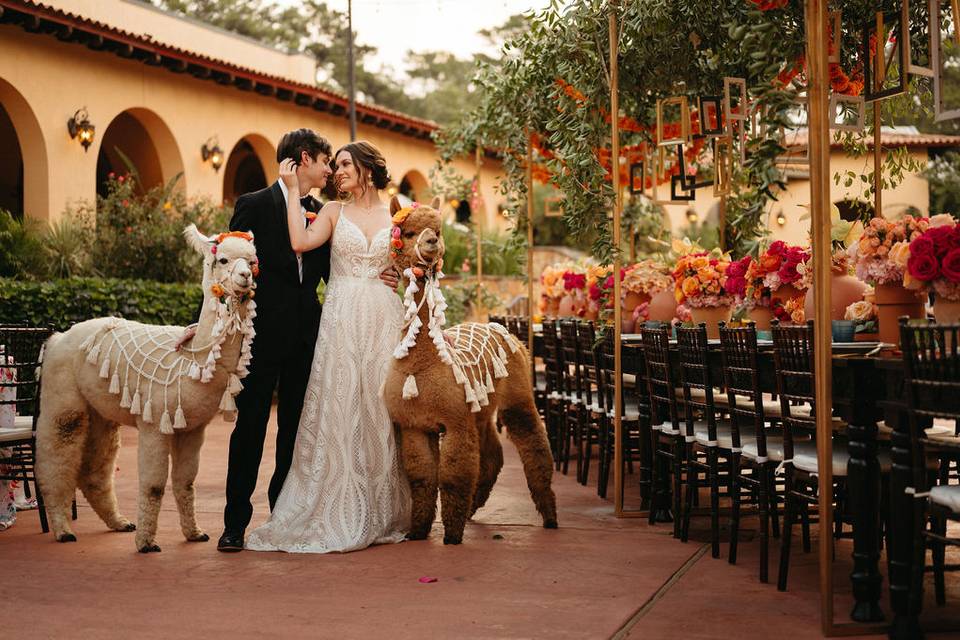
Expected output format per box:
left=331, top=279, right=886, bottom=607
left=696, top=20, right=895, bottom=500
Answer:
left=269, top=181, right=301, bottom=283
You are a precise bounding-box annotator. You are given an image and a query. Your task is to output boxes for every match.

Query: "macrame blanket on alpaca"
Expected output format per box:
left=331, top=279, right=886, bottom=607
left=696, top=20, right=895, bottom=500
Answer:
left=78, top=296, right=256, bottom=434
left=394, top=269, right=520, bottom=413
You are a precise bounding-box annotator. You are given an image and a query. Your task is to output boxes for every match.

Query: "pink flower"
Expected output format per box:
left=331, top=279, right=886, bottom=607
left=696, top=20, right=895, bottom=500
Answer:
left=942, top=248, right=960, bottom=283
left=925, top=225, right=957, bottom=257
left=907, top=252, right=940, bottom=281
left=909, top=235, right=935, bottom=259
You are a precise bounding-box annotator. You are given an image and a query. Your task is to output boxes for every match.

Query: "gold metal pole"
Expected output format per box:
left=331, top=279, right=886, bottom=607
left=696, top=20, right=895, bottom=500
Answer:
left=609, top=6, right=625, bottom=516
left=475, top=140, right=484, bottom=319
left=805, top=0, right=835, bottom=634
left=719, top=195, right=727, bottom=252
left=527, top=132, right=535, bottom=377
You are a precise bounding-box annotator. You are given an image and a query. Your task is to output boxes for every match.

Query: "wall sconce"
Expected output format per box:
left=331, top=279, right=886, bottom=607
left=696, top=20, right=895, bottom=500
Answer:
left=776, top=211, right=787, bottom=227
left=685, top=209, right=699, bottom=224
left=201, top=137, right=224, bottom=172
left=386, top=183, right=399, bottom=196
left=67, top=108, right=95, bottom=152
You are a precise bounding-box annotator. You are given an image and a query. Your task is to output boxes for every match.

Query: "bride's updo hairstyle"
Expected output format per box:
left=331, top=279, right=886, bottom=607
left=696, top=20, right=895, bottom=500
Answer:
left=331, top=140, right=391, bottom=199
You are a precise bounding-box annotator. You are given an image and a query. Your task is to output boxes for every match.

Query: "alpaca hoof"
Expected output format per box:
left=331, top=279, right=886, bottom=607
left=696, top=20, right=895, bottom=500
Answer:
left=406, top=530, right=430, bottom=541
left=114, top=521, right=136, bottom=532
left=442, top=534, right=462, bottom=545
left=187, top=532, right=210, bottom=542
left=56, top=533, right=77, bottom=543
left=138, top=543, right=162, bottom=553
left=543, top=519, right=558, bottom=529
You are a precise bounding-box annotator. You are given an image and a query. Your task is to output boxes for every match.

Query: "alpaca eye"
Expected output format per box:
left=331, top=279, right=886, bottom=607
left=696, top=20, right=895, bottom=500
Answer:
left=219, top=258, right=228, bottom=265
left=404, top=232, right=416, bottom=239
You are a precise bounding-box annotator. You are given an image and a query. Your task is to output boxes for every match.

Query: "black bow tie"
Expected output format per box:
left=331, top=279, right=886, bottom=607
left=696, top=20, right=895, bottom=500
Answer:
left=300, top=195, right=321, bottom=213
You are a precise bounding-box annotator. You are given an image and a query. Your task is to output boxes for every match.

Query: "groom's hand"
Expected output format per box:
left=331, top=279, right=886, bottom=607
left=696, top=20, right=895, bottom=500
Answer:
left=379, top=267, right=399, bottom=290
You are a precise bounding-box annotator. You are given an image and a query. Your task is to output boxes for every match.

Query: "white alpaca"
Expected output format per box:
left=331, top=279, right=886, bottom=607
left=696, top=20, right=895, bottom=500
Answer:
left=35, top=225, right=258, bottom=552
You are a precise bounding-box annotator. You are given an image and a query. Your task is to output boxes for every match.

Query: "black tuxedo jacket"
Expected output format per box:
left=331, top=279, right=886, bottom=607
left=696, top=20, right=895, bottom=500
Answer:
left=228, top=182, right=331, bottom=362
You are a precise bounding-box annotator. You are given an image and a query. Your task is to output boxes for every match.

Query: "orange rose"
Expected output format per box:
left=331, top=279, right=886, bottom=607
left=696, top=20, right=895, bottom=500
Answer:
left=682, top=276, right=700, bottom=297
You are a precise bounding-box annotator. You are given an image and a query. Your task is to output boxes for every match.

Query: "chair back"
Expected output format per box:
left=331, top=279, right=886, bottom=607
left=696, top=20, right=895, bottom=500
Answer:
left=541, top=318, right=564, bottom=398
left=771, top=320, right=817, bottom=463
left=899, top=318, right=960, bottom=423
left=676, top=323, right=718, bottom=441
left=559, top=319, right=583, bottom=401
left=518, top=317, right=530, bottom=341
left=718, top=322, right=768, bottom=455
left=576, top=320, right=597, bottom=408
left=0, top=325, right=55, bottom=428
left=489, top=315, right=505, bottom=328
left=506, top=316, right=521, bottom=340
left=640, top=325, right=680, bottom=432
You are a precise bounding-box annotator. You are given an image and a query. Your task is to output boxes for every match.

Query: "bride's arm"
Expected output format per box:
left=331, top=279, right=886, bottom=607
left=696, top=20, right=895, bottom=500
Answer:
left=281, top=159, right=336, bottom=252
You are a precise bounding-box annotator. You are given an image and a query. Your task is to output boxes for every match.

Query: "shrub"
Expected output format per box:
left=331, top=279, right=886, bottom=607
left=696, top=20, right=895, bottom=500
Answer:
left=0, top=277, right=202, bottom=331
left=0, top=209, right=47, bottom=279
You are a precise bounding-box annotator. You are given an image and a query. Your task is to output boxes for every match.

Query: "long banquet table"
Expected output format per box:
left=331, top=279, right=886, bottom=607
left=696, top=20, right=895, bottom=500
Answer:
left=531, top=328, right=926, bottom=635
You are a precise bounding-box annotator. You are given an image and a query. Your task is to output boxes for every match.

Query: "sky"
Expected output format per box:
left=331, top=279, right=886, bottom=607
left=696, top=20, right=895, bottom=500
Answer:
left=283, top=0, right=553, bottom=76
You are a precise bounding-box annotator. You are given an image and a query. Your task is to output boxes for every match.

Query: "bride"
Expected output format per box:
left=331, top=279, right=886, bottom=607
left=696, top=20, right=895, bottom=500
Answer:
left=246, top=141, right=411, bottom=553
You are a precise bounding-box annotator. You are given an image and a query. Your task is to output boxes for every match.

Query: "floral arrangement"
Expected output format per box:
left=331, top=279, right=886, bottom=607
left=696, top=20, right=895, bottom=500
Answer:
left=899, top=214, right=960, bottom=300
left=776, top=296, right=806, bottom=324
left=850, top=214, right=929, bottom=285
left=845, top=299, right=878, bottom=322
left=622, top=260, right=673, bottom=296
left=672, top=250, right=733, bottom=308
left=749, top=241, right=810, bottom=294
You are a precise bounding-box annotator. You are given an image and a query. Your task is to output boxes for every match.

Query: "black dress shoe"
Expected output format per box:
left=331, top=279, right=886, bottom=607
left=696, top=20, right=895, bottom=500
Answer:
left=217, top=530, right=244, bottom=552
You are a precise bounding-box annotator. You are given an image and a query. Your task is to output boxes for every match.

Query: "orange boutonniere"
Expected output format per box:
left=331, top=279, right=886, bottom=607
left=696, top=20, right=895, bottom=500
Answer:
left=304, top=212, right=317, bottom=225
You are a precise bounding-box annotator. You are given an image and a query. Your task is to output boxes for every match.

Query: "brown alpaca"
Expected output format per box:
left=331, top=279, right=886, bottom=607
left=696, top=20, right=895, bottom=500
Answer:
left=382, top=196, right=557, bottom=545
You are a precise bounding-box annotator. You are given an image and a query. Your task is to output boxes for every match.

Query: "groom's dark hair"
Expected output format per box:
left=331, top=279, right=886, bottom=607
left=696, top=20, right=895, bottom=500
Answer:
left=276, top=129, right=332, bottom=165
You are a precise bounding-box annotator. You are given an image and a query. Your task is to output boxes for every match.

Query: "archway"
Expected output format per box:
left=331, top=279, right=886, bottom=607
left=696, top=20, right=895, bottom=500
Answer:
left=399, top=169, right=430, bottom=203
left=96, top=107, right=184, bottom=197
left=222, top=134, right=275, bottom=204
left=0, top=78, right=48, bottom=221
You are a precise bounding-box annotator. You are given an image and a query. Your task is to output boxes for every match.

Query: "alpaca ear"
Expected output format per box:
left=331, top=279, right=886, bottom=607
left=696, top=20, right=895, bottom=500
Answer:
left=183, top=224, right=213, bottom=255
left=389, top=195, right=402, bottom=215
left=430, top=195, right=442, bottom=211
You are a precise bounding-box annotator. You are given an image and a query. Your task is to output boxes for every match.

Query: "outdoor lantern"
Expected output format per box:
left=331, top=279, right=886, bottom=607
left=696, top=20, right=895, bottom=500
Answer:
left=776, top=211, right=787, bottom=227
left=67, top=108, right=95, bottom=152
left=201, top=138, right=224, bottom=172
left=685, top=209, right=699, bottom=223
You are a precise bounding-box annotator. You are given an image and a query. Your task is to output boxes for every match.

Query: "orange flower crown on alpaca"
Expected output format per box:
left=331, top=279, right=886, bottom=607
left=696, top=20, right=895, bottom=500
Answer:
left=390, top=202, right=420, bottom=258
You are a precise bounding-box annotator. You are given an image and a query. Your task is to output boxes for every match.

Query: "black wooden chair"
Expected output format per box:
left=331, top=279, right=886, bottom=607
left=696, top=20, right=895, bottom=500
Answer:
left=677, top=323, right=732, bottom=557
left=900, top=318, right=960, bottom=607
left=558, top=319, right=586, bottom=475
left=540, top=319, right=566, bottom=465
left=719, top=322, right=782, bottom=583
left=0, top=325, right=61, bottom=532
left=575, top=320, right=602, bottom=485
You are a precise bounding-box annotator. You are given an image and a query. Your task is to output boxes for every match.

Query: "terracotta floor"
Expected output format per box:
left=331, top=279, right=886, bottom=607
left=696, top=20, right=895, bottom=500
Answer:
left=4, top=410, right=959, bottom=639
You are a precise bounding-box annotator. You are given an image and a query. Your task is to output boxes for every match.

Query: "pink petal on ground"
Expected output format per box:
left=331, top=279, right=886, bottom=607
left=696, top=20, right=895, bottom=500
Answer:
left=418, top=576, right=438, bottom=584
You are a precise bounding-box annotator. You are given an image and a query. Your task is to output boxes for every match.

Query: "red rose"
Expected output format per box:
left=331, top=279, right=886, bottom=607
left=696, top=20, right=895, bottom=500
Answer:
left=768, top=240, right=787, bottom=256
left=779, top=261, right=800, bottom=283
left=925, top=225, right=956, bottom=257
left=785, top=247, right=809, bottom=264
left=727, top=256, right=751, bottom=278
left=942, top=248, right=960, bottom=283
left=589, top=283, right=601, bottom=301
left=907, top=252, right=940, bottom=281
left=726, top=275, right=747, bottom=297
left=909, top=235, right=935, bottom=259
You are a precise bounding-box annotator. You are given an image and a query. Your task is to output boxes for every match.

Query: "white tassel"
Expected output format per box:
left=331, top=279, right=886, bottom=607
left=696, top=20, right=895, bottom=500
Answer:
left=486, top=370, right=495, bottom=393
left=219, top=389, right=236, bottom=412
left=79, top=334, right=94, bottom=352
left=109, top=372, right=120, bottom=395
left=99, top=357, right=111, bottom=379
left=130, top=390, right=141, bottom=415
left=159, top=411, right=173, bottom=435
left=452, top=365, right=467, bottom=385
left=85, top=342, right=101, bottom=364
left=142, top=399, right=153, bottom=424
left=174, top=407, right=187, bottom=430
left=470, top=400, right=481, bottom=413
left=492, top=356, right=508, bottom=379
left=228, top=373, right=243, bottom=395
left=120, top=385, right=132, bottom=408
left=402, top=374, right=419, bottom=399
left=497, top=345, right=507, bottom=361
left=188, top=362, right=201, bottom=380
left=465, top=384, right=477, bottom=405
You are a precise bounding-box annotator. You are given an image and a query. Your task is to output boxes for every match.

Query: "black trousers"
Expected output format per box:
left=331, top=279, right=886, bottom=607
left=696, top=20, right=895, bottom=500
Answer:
left=223, top=344, right=313, bottom=532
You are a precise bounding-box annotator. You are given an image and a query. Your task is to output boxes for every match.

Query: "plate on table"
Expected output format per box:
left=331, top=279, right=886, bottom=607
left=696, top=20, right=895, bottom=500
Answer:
left=831, top=342, right=892, bottom=352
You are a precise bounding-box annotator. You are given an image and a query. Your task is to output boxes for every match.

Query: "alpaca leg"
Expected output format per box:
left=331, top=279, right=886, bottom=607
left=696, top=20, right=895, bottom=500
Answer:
left=171, top=426, right=208, bottom=542
left=400, top=427, right=439, bottom=540
left=500, top=399, right=559, bottom=529
left=470, top=416, right=503, bottom=518
left=135, top=424, right=171, bottom=553
left=77, top=414, right=134, bottom=532
left=36, top=407, right=89, bottom=542
left=438, top=422, right=480, bottom=545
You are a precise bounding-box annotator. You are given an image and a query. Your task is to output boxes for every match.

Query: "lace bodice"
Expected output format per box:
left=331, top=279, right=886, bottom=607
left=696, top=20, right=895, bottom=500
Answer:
left=329, top=210, right=392, bottom=280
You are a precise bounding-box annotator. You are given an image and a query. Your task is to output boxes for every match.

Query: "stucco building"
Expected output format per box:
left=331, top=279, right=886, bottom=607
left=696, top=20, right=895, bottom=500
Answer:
left=0, top=0, right=506, bottom=228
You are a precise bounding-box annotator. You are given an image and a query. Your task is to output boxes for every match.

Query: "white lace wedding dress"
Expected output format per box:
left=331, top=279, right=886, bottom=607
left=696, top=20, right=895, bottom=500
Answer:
left=246, top=206, right=411, bottom=553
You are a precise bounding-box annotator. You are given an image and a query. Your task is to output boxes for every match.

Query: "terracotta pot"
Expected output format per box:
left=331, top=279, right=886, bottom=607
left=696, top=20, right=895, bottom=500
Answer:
left=804, top=273, right=869, bottom=321
left=747, top=305, right=773, bottom=330
left=689, top=306, right=731, bottom=339
left=934, top=297, right=960, bottom=324
left=558, top=294, right=576, bottom=317
left=771, top=283, right=805, bottom=305
left=874, top=283, right=925, bottom=345
left=647, top=289, right=677, bottom=322
left=623, top=290, right=651, bottom=313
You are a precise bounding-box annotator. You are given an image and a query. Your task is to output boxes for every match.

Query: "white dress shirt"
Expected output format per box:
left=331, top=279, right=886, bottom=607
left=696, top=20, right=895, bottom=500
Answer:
left=276, top=179, right=304, bottom=283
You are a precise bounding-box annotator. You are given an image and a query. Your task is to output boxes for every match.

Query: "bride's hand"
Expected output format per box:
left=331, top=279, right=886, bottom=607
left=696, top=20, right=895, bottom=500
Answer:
left=379, top=267, right=399, bottom=290
left=279, top=158, right=299, bottom=191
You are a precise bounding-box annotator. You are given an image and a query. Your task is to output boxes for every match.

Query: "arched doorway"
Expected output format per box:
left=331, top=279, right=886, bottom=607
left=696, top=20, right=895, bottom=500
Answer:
left=399, top=169, right=430, bottom=203
left=223, top=135, right=275, bottom=205
left=0, top=78, right=47, bottom=221
left=96, top=108, right=184, bottom=197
